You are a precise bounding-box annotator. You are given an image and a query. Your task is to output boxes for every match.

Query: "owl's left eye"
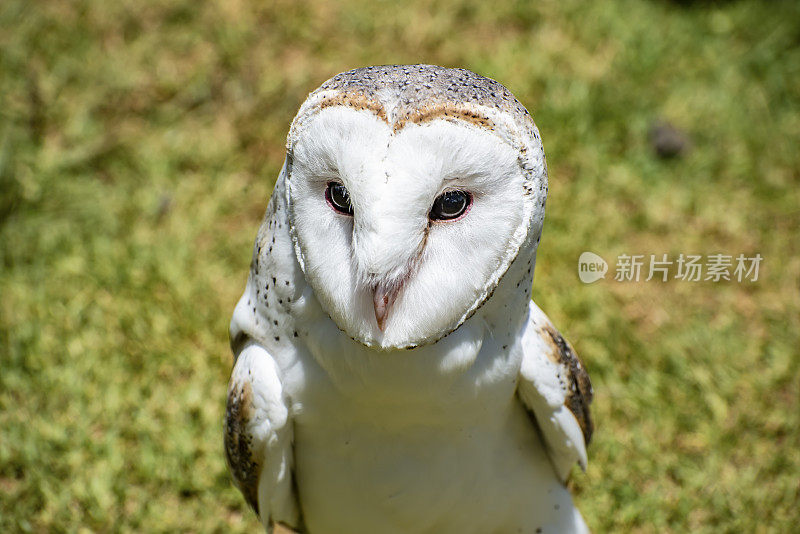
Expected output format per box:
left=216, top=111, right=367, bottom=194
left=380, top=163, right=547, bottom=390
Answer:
left=429, top=190, right=472, bottom=221
left=325, top=182, right=354, bottom=216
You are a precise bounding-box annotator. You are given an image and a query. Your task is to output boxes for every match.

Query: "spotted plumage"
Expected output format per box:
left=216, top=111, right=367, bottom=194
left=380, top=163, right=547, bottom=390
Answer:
left=540, top=324, right=594, bottom=443
left=225, top=65, right=593, bottom=533
left=225, top=381, right=261, bottom=513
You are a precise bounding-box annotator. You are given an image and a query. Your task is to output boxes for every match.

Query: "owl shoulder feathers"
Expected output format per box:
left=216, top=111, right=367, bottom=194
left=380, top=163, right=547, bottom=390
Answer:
left=517, top=300, right=594, bottom=482
left=224, top=343, right=302, bottom=532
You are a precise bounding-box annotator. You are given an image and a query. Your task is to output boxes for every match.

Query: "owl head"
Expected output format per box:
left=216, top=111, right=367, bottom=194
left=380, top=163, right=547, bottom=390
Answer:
left=284, top=65, right=547, bottom=350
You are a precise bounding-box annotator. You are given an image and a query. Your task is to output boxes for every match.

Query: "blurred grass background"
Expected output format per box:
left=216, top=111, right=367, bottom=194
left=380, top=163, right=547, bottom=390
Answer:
left=1, top=0, right=798, bottom=532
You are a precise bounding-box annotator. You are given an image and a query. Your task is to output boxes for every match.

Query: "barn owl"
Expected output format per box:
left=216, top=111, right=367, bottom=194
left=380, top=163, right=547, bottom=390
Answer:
left=225, top=65, right=593, bottom=534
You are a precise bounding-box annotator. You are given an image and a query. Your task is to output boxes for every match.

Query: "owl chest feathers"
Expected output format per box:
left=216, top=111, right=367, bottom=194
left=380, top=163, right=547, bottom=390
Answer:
left=285, top=308, right=548, bottom=534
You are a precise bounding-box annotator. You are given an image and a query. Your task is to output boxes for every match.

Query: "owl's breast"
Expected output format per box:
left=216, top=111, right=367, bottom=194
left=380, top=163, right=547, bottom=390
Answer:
left=290, top=378, right=574, bottom=534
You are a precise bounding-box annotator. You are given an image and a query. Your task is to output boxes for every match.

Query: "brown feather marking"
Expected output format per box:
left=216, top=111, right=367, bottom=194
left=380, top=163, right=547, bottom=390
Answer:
left=540, top=325, right=594, bottom=444
left=312, top=93, right=495, bottom=133
left=317, top=90, right=388, bottom=123
left=225, top=380, right=263, bottom=515
left=393, top=103, right=495, bottom=132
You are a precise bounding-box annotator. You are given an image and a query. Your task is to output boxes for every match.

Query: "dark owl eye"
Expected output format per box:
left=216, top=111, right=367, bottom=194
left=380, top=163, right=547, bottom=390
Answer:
left=325, top=182, right=354, bottom=216
left=429, top=190, right=472, bottom=221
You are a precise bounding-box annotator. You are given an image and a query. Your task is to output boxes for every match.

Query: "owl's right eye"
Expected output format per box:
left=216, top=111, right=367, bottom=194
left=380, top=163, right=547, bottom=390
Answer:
left=325, top=182, right=354, bottom=216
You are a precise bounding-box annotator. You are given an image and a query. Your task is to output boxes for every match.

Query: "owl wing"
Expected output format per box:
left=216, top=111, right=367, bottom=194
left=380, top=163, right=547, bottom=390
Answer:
left=516, top=300, right=594, bottom=482
left=225, top=341, right=301, bottom=532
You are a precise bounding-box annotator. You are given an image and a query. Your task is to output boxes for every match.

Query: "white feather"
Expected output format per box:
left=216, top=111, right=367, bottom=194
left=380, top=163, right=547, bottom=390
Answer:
left=519, top=302, right=589, bottom=480
left=227, top=344, right=298, bottom=529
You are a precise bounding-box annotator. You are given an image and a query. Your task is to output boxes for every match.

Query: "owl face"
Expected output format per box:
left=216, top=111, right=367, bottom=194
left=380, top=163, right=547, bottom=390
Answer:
left=283, top=66, right=547, bottom=349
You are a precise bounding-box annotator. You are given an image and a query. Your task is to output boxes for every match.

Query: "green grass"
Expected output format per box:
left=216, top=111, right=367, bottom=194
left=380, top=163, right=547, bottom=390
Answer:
left=1, top=0, right=798, bottom=531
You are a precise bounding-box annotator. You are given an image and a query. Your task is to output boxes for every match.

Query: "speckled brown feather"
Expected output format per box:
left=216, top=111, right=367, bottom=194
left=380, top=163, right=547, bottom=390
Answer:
left=538, top=324, right=594, bottom=444
left=224, top=381, right=263, bottom=515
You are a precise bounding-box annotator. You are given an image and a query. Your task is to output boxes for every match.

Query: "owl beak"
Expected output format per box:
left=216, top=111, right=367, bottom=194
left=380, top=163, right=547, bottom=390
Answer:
left=373, top=282, right=400, bottom=332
